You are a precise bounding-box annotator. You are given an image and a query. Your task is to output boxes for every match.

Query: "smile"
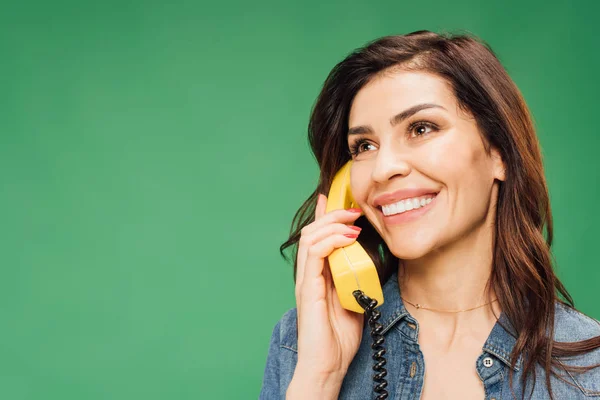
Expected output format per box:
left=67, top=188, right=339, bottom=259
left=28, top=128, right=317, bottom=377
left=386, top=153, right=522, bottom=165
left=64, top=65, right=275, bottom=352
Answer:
left=381, top=194, right=438, bottom=217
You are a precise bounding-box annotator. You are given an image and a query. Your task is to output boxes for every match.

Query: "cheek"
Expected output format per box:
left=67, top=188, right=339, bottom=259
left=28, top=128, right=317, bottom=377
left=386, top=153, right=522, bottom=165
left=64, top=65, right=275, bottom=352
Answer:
left=453, top=142, right=494, bottom=191
left=416, top=139, right=467, bottom=187
left=425, top=134, right=485, bottom=187
left=423, top=138, right=494, bottom=233
left=440, top=141, right=496, bottom=228
left=350, top=165, right=371, bottom=203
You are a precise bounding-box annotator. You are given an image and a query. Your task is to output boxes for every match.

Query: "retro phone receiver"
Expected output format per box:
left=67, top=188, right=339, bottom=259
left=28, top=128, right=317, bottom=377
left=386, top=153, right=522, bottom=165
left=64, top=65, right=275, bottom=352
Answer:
left=325, top=160, right=384, bottom=313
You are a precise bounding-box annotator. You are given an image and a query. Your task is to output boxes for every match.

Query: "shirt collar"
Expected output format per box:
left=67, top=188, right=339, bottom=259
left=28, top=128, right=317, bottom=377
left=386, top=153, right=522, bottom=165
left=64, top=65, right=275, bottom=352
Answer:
left=376, top=271, right=523, bottom=372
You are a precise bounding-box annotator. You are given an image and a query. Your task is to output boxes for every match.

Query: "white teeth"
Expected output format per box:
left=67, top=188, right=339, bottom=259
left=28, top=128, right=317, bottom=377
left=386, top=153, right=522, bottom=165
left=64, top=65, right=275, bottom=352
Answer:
left=381, top=195, right=436, bottom=217
left=389, top=203, right=397, bottom=214
left=397, top=201, right=405, bottom=213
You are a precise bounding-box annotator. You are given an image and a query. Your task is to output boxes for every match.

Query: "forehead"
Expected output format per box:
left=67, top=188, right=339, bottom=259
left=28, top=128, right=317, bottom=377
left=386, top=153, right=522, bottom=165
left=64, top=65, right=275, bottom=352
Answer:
left=348, top=70, right=458, bottom=125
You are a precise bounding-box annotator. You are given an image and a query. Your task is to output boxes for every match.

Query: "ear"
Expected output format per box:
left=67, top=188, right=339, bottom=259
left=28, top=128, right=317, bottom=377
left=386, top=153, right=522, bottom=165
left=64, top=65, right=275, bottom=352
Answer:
left=491, top=147, right=506, bottom=182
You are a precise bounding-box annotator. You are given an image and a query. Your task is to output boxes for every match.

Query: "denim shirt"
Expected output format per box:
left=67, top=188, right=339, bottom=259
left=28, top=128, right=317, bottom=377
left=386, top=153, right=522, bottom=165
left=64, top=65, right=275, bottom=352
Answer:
left=259, top=272, right=600, bottom=399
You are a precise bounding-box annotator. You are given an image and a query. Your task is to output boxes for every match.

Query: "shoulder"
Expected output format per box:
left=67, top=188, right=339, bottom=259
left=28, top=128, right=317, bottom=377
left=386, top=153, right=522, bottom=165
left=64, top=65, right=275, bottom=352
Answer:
left=260, top=309, right=299, bottom=399
left=271, top=308, right=298, bottom=353
left=553, top=301, right=600, bottom=342
left=551, top=302, right=600, bottom=397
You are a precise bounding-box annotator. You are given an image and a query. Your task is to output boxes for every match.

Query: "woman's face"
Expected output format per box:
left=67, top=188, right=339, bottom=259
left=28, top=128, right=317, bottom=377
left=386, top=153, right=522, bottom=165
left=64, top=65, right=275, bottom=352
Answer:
left=348, top=69, right=505, bottom=259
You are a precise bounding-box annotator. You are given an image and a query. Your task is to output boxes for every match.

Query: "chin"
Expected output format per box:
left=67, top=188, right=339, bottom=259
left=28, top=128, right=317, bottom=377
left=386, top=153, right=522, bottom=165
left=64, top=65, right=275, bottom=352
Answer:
left=386, top=240, right=433, bottom=260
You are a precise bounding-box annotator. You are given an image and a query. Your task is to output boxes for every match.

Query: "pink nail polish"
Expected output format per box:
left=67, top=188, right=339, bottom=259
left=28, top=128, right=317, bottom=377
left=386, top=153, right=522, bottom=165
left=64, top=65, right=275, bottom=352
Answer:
left=344, top=233, right=359, bottom=238
left=347, top=208, right=362, bottom=213
left=348, top=226, right=362, bottom=231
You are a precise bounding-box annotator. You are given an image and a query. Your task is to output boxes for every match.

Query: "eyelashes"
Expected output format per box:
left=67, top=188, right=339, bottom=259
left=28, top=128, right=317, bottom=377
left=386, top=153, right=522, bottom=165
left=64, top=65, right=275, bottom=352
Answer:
left=348, top=120, right=439, bottom=157
left=348, top=139, right=374, bottom=157
left=407, top=120, right=438, bottom=138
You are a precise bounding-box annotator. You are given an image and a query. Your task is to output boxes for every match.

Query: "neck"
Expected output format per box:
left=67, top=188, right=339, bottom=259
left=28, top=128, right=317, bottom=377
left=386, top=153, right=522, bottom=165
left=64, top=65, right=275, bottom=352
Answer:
left=397, top=222, right=501, bottom=321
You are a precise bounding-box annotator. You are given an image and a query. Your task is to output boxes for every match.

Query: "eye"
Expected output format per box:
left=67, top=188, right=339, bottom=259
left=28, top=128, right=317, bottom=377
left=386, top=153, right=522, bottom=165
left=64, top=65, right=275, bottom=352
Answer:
left=348, top=138, right=376, bottom=156
left=408, top=121, right=438, bottom=138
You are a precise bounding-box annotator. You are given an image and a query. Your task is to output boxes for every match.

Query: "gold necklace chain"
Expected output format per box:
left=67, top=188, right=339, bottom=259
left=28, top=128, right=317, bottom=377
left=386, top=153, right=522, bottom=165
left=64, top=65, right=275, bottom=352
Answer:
left=401, top=296, right=499, bottom=313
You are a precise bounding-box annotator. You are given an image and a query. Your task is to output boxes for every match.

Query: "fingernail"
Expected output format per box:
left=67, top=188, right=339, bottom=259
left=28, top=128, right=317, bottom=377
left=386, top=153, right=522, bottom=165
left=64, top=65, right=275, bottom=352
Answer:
left=348, top=225, right=362, bottom=231
left=344, top=233, right=359, bottom=238
left=347, top=208, right=362, bottom=213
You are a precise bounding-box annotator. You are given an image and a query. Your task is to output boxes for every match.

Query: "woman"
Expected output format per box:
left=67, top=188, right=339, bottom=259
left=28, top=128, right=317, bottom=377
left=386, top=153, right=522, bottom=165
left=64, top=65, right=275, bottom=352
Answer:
left=259, top=30, right=600, bottom=399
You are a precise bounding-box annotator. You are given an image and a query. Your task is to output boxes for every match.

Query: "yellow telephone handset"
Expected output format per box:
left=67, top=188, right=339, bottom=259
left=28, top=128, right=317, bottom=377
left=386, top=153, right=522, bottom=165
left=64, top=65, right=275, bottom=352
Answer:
left=325, top=160, right=384, bottom=313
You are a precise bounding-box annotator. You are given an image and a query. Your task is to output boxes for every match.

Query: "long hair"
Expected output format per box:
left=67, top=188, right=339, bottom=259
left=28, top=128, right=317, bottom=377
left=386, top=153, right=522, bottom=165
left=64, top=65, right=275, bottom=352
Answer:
left=279, top=30, right=600, bottom=399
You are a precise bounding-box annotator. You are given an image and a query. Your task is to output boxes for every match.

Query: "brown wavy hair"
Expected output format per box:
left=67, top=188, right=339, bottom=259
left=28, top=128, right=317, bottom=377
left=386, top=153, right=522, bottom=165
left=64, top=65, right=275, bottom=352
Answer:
left=279, top=30, right=600, bottom=399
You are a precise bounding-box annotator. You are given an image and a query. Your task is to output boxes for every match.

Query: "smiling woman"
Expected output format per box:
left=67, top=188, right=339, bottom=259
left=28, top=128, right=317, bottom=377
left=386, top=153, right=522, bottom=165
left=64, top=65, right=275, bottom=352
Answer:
left=347, top=70, right=506, bottom=262
left=260, top=30, right=600, bottom=400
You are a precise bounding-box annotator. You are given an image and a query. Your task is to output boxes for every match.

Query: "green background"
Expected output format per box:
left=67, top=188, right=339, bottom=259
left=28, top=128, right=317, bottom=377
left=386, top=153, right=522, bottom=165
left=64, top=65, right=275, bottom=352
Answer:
left=1, top=0, right=598, bottom=398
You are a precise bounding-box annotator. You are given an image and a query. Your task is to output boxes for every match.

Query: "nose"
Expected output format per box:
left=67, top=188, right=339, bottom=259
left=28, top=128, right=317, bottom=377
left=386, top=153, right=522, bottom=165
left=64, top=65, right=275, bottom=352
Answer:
left=371, top=144, right=412, bottom=183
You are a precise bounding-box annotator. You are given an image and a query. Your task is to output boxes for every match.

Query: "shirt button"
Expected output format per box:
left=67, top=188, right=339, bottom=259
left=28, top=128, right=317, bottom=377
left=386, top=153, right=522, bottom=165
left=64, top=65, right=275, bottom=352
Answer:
left=409, top=361, right=417, bottom=377
left=483, top=357, right=494, bottom=368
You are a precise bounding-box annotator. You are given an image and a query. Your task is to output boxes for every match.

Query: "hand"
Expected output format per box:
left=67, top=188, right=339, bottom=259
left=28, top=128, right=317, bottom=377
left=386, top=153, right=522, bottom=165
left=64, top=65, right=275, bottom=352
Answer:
left=288, top=194, right=365, bottom=398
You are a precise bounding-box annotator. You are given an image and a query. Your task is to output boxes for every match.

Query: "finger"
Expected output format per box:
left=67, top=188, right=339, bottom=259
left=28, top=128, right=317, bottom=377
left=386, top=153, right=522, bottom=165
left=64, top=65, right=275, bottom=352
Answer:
left=302, top=223, right=362, bottom=251
left=297, top=194, right=353, bottom=288
left=296, top=223, right=361, bottom=292
left=302, top=233, right=359, bottom=282
left=296, top=197, right=361, bottom=295
left=297, top=194, right=326, bottom=284
left=302, top=207, right=362, bottom=237
left=299, top=235, right=356, bottom=311
left=315, top=193, right=327, bottom=220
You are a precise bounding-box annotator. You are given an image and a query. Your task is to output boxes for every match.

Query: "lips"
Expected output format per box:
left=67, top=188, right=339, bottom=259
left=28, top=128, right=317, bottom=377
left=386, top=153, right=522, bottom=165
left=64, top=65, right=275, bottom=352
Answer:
left=373, top=188, right=440, bottom=208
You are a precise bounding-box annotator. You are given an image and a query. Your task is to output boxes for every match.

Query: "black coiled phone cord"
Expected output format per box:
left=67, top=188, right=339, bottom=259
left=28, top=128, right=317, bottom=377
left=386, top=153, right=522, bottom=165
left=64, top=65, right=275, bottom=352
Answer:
left=352, top=290, right=388, bottom=400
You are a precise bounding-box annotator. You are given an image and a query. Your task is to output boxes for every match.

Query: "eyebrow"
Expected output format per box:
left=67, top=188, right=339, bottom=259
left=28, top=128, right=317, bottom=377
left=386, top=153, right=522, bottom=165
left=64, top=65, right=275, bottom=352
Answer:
left=347, top=103, right=446, bottom=136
